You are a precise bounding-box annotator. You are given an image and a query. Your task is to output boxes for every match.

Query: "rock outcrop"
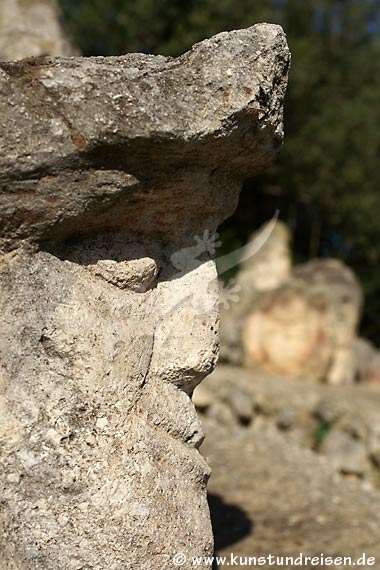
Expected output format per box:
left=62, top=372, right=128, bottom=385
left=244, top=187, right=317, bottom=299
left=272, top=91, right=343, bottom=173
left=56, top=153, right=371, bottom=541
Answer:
left=194, top=364, right=380, bottom=485
left=0, top=0, right=77, bottom=61
left=221, top=223, right=362, bottom=384
left=0, top=25, right=290, bottom=569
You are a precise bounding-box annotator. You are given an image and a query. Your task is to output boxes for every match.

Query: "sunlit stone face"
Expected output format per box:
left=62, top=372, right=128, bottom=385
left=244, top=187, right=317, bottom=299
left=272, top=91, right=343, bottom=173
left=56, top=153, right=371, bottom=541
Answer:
left=151, top=258, right=219, bottom=391
left=0, top=232, right=218, bottom=568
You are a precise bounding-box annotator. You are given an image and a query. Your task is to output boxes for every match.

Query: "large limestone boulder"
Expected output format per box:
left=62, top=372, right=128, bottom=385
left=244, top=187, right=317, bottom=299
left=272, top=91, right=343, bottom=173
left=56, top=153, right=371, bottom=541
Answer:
left=242, top=281, right=333, bottom=382
left=0, top=0, right=77, bottom=61
left=0, top=25, right=290, bottom=569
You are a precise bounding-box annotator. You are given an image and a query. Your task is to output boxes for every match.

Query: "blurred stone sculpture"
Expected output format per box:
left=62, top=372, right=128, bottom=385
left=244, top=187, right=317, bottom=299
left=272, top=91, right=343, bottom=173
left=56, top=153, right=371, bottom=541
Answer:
left=0, top=24, right=290, bottom=569
left=238, top=220, right=292, bottom=292
left=220, top=220, right=291, bottom=364
left=221, top=223, right=362, bottom=384
left=0, top=0, right=77, bottom=61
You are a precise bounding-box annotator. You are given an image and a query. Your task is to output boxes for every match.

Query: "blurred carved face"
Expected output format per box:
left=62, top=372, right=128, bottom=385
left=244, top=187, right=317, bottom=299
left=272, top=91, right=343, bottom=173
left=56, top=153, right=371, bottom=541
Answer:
left=242, top=292, right=327, bottom=378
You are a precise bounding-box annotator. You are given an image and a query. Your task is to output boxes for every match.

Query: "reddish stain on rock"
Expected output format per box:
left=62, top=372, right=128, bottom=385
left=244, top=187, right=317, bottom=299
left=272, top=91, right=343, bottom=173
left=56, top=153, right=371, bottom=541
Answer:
left=71, top=131, right=86, bottom=150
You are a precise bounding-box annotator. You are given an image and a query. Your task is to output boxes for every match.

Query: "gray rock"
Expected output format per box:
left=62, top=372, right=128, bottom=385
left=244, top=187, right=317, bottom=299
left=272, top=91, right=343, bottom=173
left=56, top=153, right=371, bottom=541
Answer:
left=319, top=431, right=370, bottom=476
left=224, top=386, right=254, bottom=424
left=342, top=418, right=368, bottom=441
left=207, top=401, right=239, bottom=428
left=276, top=409, right=296, bottom=431
left=314, top=398, right=345, bottom=424
left=0, top=25, right=290, bottom=569
left=0, top=23, right=289, bottom=252
left=202, top=365, right=380, bottom=484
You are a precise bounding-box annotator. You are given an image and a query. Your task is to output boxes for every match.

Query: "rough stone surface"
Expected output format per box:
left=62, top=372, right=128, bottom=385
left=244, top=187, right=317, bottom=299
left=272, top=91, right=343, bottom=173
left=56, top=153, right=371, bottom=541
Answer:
left=199, top=367, right=380, bottom=564
left=195, top=364, right=380, bottom=485
left=0, top=0, right=77, bottom=61
left=221, top=223, right=362, bottom=384
left=203, top=418, right=380, bottom=568
left=290, top=259, right=362, bottom=384
left=0, top=25, right=290, bottom=569
left=319, top=430, right=370, bottom=476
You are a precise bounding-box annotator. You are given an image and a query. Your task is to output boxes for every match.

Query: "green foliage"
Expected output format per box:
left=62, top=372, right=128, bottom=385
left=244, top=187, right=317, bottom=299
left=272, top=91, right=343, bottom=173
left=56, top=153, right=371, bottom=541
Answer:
left=60, top=0, right=275, bottom=56
left=313, top=418, right=333, bottom=449
left=60, top=0, right=380, bottom=342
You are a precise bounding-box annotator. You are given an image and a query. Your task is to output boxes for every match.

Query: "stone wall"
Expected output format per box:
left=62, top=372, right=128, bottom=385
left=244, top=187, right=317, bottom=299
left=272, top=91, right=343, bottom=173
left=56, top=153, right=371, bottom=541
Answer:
left=0, top=24, right=290, bottom=569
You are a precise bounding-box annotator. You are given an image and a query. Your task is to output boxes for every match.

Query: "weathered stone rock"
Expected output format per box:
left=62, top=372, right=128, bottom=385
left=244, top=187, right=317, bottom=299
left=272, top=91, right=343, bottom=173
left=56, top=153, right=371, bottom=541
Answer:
left=291, top=259, right=363, bottom=384
left=242, top=280, right=333, bottom=381
left=314, top=398, right=345, bottom=424
left=0, top=25, right=290, bottom=569
left=238, top=219, right=292, bottom=292
left=0, top=0, right=77, bottom=61
left=223, top=385, right=254, bottom=424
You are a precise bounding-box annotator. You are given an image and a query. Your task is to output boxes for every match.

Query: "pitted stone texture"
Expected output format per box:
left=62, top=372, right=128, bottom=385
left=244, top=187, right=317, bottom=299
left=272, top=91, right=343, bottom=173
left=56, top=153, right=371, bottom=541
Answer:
left=0, top=25, right=289, bottom=569
left=0, top=0, right=77, bottom=61
left=0, top=242, right=215, bottom=570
